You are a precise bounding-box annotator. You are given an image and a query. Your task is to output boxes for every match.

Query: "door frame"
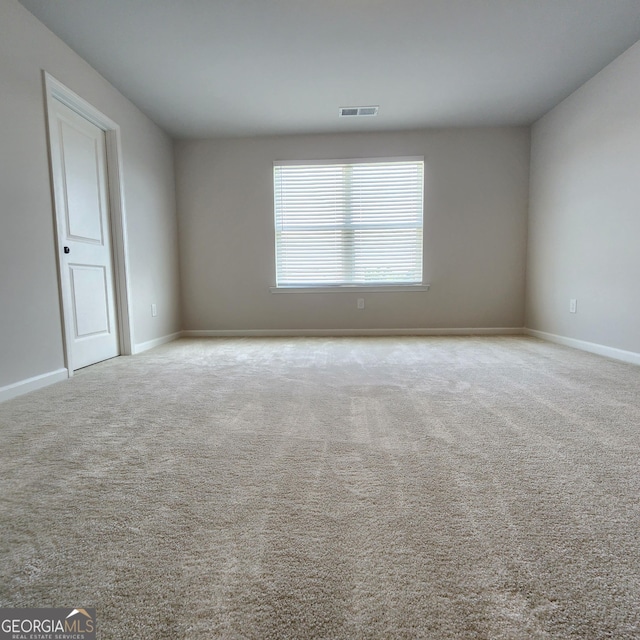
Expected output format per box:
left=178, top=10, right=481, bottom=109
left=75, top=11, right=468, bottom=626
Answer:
left=43, top=72, right=133, bottom=376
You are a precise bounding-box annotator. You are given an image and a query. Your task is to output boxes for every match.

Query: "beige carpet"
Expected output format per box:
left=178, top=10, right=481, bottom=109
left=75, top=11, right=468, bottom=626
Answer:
left=1, top=336, right=639, bottom=639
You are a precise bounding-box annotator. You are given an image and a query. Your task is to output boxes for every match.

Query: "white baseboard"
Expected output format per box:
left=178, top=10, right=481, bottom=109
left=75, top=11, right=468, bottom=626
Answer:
left=525, top=328, right=640, bottom=366
left=182, top=327, right=524, bottom=338
left=0, top=368, right=68, bottom=403
left=132, top=331, right=182, bottom=354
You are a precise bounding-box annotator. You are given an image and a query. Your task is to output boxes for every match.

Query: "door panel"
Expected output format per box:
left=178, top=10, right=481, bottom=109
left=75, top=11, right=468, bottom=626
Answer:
left=61, top=121, right=105, bottom=243
left=69, top=265, right=111, bottom=337
left=53, top=99, right=119, bottom=370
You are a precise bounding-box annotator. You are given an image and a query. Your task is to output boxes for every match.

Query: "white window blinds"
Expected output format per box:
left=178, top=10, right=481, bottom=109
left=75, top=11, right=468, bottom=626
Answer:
left=274, top=158, right=424, bottom=287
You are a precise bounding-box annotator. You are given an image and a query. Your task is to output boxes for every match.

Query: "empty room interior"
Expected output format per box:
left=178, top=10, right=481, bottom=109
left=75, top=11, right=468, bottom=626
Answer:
left=1, top=0, right=640, bottom=638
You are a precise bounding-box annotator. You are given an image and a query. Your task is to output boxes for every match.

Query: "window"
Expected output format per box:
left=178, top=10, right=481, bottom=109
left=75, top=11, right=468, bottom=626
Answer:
left=273, top=157, right=424, bottom=288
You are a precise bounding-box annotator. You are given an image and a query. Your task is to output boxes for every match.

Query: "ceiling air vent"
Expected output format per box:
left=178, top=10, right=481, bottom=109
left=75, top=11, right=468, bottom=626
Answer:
left=339, top=106, right=379, bottom=117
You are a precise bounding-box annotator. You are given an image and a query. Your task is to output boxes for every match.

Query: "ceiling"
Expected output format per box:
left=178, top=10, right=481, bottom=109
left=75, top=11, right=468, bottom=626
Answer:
left=18, top=0, right=640, bottom=139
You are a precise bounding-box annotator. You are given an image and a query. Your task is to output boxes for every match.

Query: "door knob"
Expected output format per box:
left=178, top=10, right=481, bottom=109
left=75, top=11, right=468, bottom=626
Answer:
left=63, top=246, right=70, bottom=254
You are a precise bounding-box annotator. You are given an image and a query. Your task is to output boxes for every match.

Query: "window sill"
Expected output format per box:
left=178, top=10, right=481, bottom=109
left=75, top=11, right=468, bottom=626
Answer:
left=269, top=284, right=430, bottom=294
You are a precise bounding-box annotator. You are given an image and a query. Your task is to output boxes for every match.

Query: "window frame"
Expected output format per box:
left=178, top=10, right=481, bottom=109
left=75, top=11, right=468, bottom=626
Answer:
left=271, top=156, right=427, bottom=292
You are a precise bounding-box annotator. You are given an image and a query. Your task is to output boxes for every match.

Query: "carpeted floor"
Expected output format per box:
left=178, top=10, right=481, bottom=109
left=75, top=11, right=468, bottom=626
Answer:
left=1, top=336, right=639, bottom=639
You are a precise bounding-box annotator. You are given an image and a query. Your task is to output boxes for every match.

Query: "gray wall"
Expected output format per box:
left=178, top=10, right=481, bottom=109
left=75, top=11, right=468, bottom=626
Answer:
left=175, top=128, right=530, bottom=331
left=0, top=0, right=182, bottom=389
left=527, top=40, right=640, bottom=354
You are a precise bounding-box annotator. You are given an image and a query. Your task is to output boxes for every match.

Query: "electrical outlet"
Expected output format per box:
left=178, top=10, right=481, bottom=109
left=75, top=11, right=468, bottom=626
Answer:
left=569, top=299, right=577, bottom=313
left=151, top=303, right=158, bottom=317
left=357, top=298, right=365, bottom=310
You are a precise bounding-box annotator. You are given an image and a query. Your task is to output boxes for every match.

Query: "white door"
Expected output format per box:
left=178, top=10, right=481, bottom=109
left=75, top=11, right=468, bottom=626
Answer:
left=51, top=99, right=119, bottom=370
